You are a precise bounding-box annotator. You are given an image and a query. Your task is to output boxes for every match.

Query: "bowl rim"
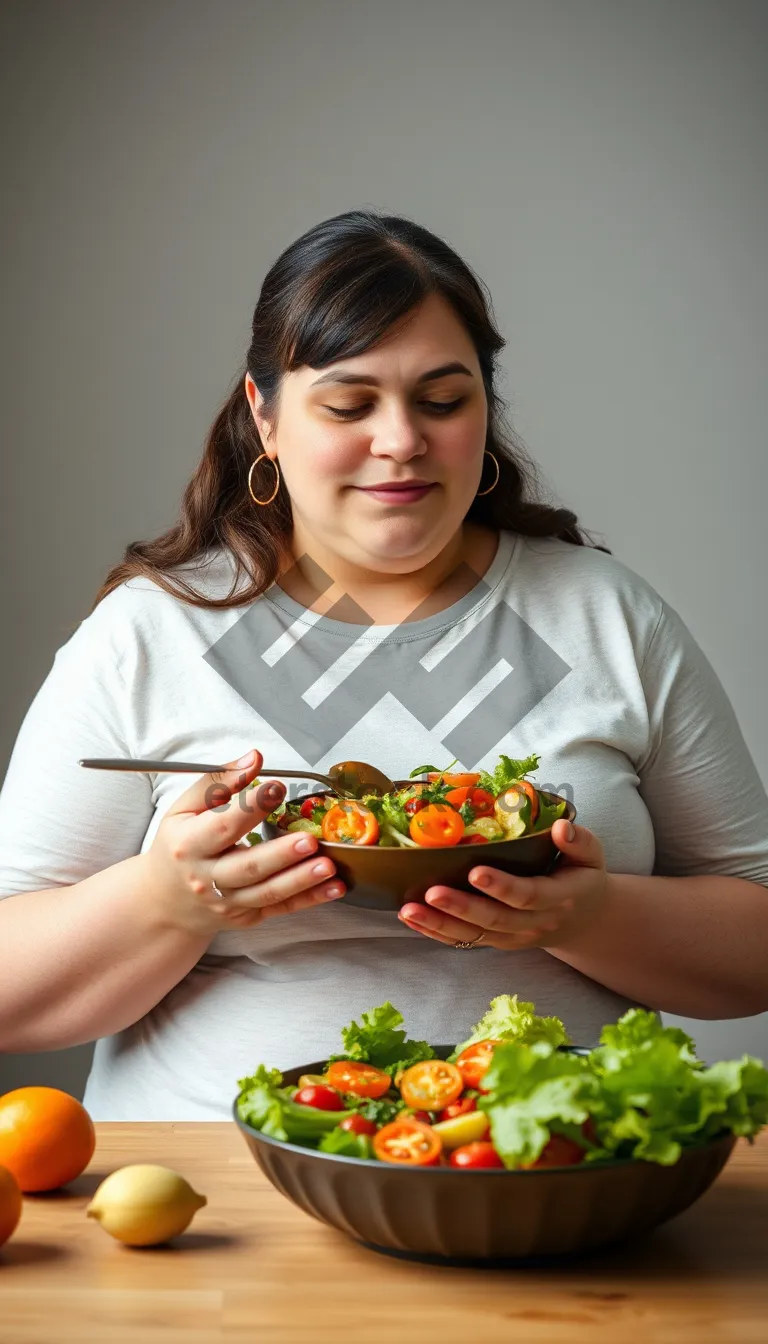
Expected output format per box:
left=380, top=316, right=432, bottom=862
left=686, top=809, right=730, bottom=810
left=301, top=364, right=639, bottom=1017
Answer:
left=262, top=787, right=576, bottom=854
left=232, top=1040, right=735, bottom=1175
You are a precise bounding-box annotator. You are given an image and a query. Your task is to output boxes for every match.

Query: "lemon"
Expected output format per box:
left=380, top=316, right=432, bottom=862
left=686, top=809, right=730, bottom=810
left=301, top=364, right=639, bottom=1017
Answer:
left=86, top=1164, right=207, bottom=1246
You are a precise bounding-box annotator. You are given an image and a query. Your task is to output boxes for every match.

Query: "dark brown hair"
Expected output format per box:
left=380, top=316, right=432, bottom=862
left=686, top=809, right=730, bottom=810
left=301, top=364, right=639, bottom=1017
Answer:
left=90, top=209, right=610, bottom=613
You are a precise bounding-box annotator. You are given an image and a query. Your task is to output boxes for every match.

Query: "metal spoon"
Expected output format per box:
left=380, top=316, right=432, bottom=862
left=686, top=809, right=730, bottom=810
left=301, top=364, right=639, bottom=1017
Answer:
left=78, top=757, right=396, bottom=800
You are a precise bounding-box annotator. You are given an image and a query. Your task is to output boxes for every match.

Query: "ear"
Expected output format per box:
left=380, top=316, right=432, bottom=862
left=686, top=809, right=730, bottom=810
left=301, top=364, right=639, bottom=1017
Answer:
left=244, top=373, right=275, bottom=449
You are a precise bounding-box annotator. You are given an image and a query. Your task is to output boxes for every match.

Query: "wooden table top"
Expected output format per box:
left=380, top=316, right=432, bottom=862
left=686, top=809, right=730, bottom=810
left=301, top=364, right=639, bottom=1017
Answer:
left=1, top=1123, right=766, bottom=1343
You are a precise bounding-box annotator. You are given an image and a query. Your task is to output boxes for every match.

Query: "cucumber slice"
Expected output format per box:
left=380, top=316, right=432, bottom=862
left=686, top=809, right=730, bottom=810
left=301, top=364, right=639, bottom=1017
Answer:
left=286, top=819, right=323, bottom=837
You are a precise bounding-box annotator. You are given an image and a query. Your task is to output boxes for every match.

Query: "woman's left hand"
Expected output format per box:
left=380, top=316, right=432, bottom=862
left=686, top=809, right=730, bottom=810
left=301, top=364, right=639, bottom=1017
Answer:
left=398, top=819, right=609, bottom=950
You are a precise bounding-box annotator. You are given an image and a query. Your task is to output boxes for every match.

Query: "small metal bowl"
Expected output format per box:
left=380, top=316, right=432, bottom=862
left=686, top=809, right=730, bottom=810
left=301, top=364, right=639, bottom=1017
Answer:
left=234, top=1045, right=737, bottom=1264
left=261, top=783, right=577, bottom=911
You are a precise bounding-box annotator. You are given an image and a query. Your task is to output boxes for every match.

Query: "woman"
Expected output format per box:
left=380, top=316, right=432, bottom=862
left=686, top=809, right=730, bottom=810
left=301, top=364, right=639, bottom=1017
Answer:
left=1, top=210, right=766, bottom=1120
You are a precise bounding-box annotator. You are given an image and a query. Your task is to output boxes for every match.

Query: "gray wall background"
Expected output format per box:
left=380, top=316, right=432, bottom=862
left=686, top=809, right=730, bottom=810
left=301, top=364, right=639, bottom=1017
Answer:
left=1, top=0, right=766, bottom=1098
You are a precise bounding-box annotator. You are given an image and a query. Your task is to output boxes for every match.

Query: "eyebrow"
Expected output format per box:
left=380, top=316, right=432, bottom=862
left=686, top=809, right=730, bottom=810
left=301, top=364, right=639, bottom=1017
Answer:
left=309, top=361, right=474, bottom=389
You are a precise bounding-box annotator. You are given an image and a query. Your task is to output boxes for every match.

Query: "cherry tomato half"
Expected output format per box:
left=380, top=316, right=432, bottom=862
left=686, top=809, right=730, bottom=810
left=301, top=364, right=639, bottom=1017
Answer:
left=438, top=1096, right=477, bottom=1121
left=399, top=1060, right=464, bottom=1111
left=326, top=1060, right=391, bottom=1100
left=404, top=796, right=426, bottom=817
left=321, top=801, right=380, bottom=846
left=339, top=1114, right=377, bottom=1137
left=292, top=1085, right=344, bottom=1111
left=455, top=1039, right=503, bottom=1090
left=373, top=1118, right=442, bottom=1166
left=409, top=804, right=465, bottom=848
left=444, top=786, right=496, bottom=818
left=449, top=1141, right=505, bottom=1170
left=522, top=1133, right=586, bottom=1168
left=299, top=795, right=325, bottom=818
left=427, top=772, right=482, bottom=789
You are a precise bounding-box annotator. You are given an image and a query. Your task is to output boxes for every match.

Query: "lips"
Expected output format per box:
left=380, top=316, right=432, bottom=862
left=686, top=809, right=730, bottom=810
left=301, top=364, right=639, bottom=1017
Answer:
left=357, top=482, right=436, bottom=505
left=359, top=481, right=434, bottom=491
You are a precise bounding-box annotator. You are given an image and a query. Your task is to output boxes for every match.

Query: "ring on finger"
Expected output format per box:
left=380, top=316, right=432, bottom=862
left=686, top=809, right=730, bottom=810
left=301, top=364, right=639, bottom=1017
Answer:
left=453, top=930, right=486, bottom=950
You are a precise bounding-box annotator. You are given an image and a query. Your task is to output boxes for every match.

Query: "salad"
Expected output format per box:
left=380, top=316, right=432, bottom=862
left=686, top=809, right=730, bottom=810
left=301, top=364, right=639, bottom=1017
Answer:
left=236, top=996, right=768, bottom=1170
left=259, top=753, right=568, bottom=849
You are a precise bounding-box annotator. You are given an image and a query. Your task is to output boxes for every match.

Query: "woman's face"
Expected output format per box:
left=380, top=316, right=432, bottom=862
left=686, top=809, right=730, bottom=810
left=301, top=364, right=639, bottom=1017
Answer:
left=245, top=293, right=489, bottom=574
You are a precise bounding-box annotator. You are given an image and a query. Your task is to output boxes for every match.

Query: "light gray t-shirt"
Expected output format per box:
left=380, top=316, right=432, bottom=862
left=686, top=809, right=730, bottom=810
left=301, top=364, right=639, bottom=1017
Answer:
left=1, top=530, right=767, bottom=1119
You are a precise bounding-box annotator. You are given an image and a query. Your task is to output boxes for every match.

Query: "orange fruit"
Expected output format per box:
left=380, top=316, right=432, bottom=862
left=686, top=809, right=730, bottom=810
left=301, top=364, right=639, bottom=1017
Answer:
left=0, top=1087, right=96, bottom=1192
left=0, top=1164, right=22, bottom=1246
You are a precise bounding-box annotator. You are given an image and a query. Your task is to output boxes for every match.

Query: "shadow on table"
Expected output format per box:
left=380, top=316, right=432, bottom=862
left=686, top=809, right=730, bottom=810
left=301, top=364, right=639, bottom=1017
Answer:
left=0, top=1241, right=71, bottom=1267
left=23, top=1169, right=113, bottom=1200
left=128, top=1231, right=245, bottom=1253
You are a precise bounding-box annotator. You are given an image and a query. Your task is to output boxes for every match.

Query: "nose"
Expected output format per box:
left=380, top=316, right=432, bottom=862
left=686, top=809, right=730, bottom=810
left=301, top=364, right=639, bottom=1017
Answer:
left=368, top=405, right=427, bottom=461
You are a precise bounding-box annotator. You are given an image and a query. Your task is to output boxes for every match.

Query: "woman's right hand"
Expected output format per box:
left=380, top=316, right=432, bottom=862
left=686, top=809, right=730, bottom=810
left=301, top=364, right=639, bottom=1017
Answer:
left=143, top=749, right=346, bottom=935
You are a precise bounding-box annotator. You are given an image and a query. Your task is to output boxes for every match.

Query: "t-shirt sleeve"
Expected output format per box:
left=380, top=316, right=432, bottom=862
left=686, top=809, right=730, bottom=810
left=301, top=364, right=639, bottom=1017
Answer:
left=0, top=611, right=154, bottom=899
left=636, top=600, right=768, bottom=885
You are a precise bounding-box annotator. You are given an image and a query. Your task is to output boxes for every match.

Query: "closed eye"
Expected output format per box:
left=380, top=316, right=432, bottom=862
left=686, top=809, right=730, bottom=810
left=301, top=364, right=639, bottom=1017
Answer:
left=325, top=398, right=467, bottom=420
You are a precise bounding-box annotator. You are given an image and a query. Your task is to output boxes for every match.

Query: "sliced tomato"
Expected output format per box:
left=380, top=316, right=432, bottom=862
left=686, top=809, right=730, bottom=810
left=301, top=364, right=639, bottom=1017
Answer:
left=438, top=1096, right=477, bottom=1121
left=455, top=1039, right=502, bottom=1090
left=523, top=1134, right=586, bottom=1168
left=326, top=1060, right=391, bottom=1099
left=373, top=1118, right=442, bottom=1166
left=409, top=803, right=464, bottom=848
left=444, top=786, right=496, bottom=818
left=404, top=796, right=426, bottom=817
left=458, top=833, right=489, bottom=845
left=339, top=1114, right=377, bottom=1136
left=449, top=1141, right=505, bottom=1169
left=399, top=1060, right=464, bottom=1111
left=444, top=785, right=471, bottom=810
left=321, top=801, right=379, bottom=846
left=292, top=1085, right=344, bottom=1111
left=299, top=794, right=325, bottom=818
left=467, top=788, right=496, bottom=818
left=427, top=772, right=481, bottom=789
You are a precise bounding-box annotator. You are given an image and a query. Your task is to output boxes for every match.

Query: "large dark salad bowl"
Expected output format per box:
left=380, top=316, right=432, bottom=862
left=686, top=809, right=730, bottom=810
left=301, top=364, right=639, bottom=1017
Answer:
left=234, top=1045, right=736, bottom=1264
left=260, top=784, right=577, bottom=911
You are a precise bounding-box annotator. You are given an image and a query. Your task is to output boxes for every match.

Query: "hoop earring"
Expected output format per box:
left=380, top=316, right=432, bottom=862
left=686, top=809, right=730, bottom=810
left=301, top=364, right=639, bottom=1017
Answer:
left=476, top=450, right=499, bottom=497
left=248, top=454, right=280, bottom=506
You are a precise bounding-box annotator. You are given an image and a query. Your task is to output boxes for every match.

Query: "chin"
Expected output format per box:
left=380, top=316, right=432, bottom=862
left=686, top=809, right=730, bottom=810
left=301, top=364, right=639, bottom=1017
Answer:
left=352, top=523, right=457, bottom=569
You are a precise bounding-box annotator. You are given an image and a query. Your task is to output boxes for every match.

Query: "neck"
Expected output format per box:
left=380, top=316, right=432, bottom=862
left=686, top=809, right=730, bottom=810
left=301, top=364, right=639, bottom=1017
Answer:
left=278, top=522, right=500, bottom=625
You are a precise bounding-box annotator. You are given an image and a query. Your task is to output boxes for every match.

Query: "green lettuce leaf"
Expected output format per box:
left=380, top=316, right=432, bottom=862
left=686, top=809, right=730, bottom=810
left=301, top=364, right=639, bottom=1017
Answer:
left=378, top=795, right=410, bottom=836
left=476, top=754, right=540, bottom=797
left=587, top=1008, right=768, bottom=1164
left=327, top=1001, right=436, bottom=1076
left=479, top=1041, right=600, bottom=1167
left=344, top=1095, right=407, bottom=1126
left=447, top=993, right=569, bottom=1062
left=318, top=1127, right=374, bottom=1159
left=531, top=795, right=567, bottom=832
left=236, top=1064, right=356, bottom=1143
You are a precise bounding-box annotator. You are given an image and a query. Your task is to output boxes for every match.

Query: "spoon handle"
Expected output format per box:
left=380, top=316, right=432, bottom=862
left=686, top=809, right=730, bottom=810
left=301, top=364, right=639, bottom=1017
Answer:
left=78, top=758, right=331, bottom=786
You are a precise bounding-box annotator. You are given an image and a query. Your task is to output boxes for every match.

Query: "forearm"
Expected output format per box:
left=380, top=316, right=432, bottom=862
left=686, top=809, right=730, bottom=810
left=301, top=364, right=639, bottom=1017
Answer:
left=0, top=854, right=211, bottom=1051
left=547, top=871, right=768, bottom=1019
